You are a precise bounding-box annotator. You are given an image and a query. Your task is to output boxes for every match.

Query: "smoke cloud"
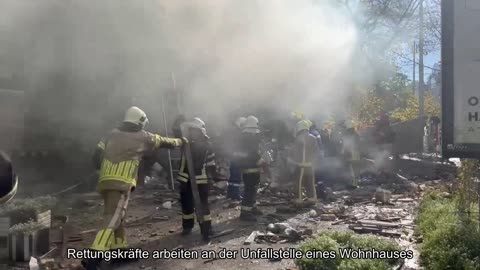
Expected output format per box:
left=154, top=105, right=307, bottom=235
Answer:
left=1, top=0, right=364, bottom=133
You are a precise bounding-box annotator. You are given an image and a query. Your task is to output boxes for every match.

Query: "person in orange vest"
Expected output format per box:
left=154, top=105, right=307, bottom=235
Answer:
left=83, top=106, right=184, bottom=269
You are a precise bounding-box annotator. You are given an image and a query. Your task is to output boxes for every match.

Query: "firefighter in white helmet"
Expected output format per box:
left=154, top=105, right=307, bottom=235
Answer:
left=341, top=120, right=361, bottom=188
left=225, top=117, right=247, bottom=201
left=177, top=117, right=216, bottom=241
left=287, top=120, right=319, bottom=208
left=83, top=106, right=185, bottom=269
left=236, top=115, right=266, bottom=221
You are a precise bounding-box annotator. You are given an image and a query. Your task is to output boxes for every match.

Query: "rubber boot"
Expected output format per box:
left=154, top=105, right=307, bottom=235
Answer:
left=200, top=223, right=212, bottom=241
left=81, top=258, right=101, bottom=270
left=110, top=248, right=140, bottom=264
left=240, top=211, right=257, bottom=222
left=181, top=227, right=192, bottom=236
left=251, top=206, right=263, bottom=216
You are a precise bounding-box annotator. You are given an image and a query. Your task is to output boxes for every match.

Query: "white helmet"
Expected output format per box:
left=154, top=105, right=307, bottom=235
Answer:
left=344, top=120, right=355, bottom=129
left=235, top=117, right=247, bottom=128
left=295, top=120, right=310, bottom=134
left=188, top=117, right=208, bottom=137
left=242, top=115, right=260, bottom=134
left=192, top=117, right=206, bottom=129
left=124, top=106, right=148, bottom=127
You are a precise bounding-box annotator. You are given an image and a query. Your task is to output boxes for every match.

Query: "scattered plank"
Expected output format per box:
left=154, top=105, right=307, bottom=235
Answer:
left=244, top=231, right=259, bottom=245
left=79, top=229, right=96, bottom=234
left=211, top=229, right=235, bottom=239
left=357, top=220, right=401, bottom=228
left=375, top=216, right=402, bottom=222
left=152, top=216, right=170, bottom=221
left=395, top=198, right=415, bottom=203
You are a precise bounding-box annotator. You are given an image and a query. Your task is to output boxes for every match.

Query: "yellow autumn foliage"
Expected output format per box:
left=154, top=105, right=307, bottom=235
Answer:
left=351, top=89, right=385, bottom=127
left=391, top=92, right=440, bottom=122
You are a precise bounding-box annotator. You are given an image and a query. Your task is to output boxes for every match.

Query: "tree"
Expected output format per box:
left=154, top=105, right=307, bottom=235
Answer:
left=390, top=91, right=440, bottom=122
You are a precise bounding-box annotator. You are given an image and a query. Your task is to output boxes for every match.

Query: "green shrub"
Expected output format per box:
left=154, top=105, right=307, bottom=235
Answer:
left=296, top=231, right=400, bottom=270
left=416, top=193, right=480, bottom=270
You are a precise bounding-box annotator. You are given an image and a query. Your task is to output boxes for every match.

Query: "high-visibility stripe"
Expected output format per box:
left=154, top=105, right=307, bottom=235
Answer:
left=99, top=159, right=138, bottom=186
left=299, top=163, right=312, bottom=167
left=91, top=228, right=114, bottom=251
left=177, top=156, right=208, bottom=182
left=228, top=183, right=242, bottom=187
left=241, top=206, right=253, bottom=211
left=203, top=215, right=212, bottom=221
left=243, top=168, right=260, bottom=174
left=98, top=141, right=106, bottom=150
left=183, top=213, right=195, bottom=220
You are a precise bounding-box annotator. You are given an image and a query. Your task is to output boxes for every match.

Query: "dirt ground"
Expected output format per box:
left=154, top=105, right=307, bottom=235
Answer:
left=10, top=156, right=456, bottom=270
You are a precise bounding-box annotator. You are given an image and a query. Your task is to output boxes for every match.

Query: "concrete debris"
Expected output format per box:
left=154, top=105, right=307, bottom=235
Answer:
left=283, top=228, right=301, bottom=242
left=308, top=209, right=318, bottom=217
left=301, top=228, right=313, bottom=236
left=320, top=214, right=337, bottom=221
left=162, top=201, right=172, bottom=209
left=244, top=231, right=259, bottom=245
left=374, top=188, right=392, bottom=203
left=29, top=257, right=39, bottom=270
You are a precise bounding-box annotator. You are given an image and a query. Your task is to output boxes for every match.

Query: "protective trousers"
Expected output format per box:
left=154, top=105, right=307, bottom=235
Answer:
left=90, top=190, right=130, bottom=251
left=179, top=181, right=211, bottom=235
left=227, top=161, right=242, bottom=200
left=292, top=166, right=317, bottom=206
left=346, top=160, right=362, bottom=187
left=240, top=170, right=260, bottom=215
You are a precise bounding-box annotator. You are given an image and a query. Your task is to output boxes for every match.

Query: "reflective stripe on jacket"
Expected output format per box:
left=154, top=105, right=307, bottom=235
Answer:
left=176, top=140, right=214, bottom=185
left=97, top=128, right=182, bottom=190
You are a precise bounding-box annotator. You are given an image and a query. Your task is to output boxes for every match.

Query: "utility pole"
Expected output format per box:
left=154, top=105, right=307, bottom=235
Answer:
left=413, top=41, right=416, bottom=94
left=418, top=0, right=425, bottom=117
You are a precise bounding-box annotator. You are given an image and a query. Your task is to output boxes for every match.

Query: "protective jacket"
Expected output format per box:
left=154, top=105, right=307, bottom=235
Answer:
left=236, top=133, right=263, bottom=172
left=177, top=138, right=216, bottom=185
left=341, top=128, right=361, bottom=161
left=94, top=123, right=183, bottom=192
left=288, top=133, right=318, bottom=167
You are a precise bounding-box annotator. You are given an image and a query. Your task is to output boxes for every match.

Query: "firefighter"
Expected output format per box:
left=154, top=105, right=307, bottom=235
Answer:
left=0, top=151, right=18, bottom=204
left=290, top=111, right=321, bottom=145
left=373, top=112, right=395, bottom=179
left=287, top=120, right=318, bottom=208
left=83, top=106, right=184, bottom=269
left=177, top=117, right=216, bottom=240
left=226, top=117, right=246, bottom=201
left=341, top=120, right=361, bottom=188
left=237, top=115, right=269, bottom=222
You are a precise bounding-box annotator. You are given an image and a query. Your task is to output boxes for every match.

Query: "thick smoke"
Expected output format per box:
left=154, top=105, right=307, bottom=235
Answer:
left=1, top=0, right=362, bottom=132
